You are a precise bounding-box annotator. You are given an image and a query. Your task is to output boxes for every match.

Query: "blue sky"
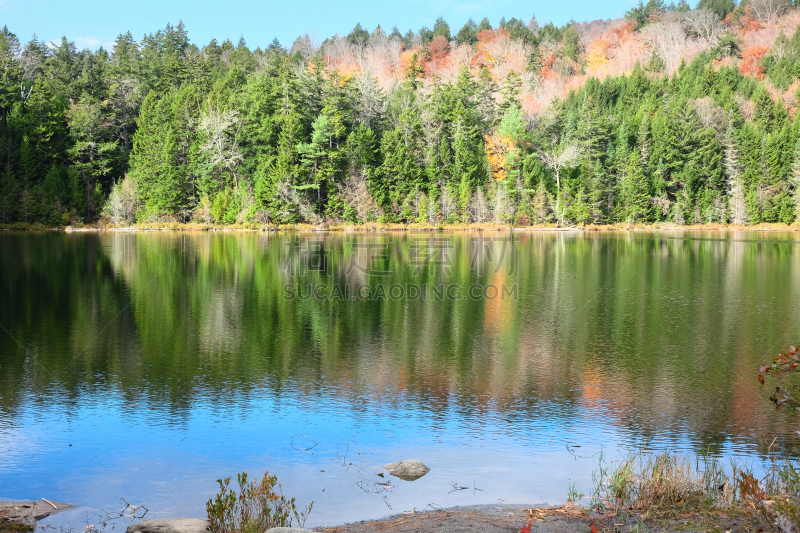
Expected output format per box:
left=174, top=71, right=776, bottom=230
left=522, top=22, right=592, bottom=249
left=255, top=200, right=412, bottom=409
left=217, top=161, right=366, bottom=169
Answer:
left=2, top=0, right=638, bottom=51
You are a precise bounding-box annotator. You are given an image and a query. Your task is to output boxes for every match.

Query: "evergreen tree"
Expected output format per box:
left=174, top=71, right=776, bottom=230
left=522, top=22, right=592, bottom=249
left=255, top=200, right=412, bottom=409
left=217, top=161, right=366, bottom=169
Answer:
left=621, top=148, right=652, bottom=222
left=697, top=0, right=735, bottom=19
left=66, top=94, right=120, bottom=218
left=432, top=16, right=452, bottom=41
left=456, top=19, right=478, bottom=45
left=791, top=132, right=800, bottom=223
left=476, top=17, right=493, bottom=33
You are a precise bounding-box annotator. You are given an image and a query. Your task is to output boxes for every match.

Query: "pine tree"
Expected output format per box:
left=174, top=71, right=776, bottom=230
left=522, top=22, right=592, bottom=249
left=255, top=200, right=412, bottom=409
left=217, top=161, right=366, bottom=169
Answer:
left=130, top=91, right=188, bottom=219
left=432, top=16, right=452, bottom=41
left=637, top=112, right=650, bottom=173
left=498, top=71, right=522, bottom=118
left=19, top=136, right=34, bottom=184
left=456, top=19, right=478, bottom=45
left=621, top=148, right=652, bottom=223
left=531, top=180, right=554, bottom=224
left=791, top=133, right=800, bottom=224
left=66, top=94, right=120, bottom=218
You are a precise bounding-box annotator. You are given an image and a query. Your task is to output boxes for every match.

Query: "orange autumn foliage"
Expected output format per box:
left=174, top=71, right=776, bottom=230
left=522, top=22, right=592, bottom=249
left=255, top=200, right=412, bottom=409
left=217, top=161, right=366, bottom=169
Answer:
left=476, top=27, right=511, bottom=45
left=586, top=39, right=613, bottom=70
left=739, top=45, right=769, bottom=79
left=315, top=9, right=798, bottom=115
left=727, top=6, right=762, bottom=34
left=399, top=46, right=428, bottom=80
left=540, top=53, right=558, bottom=80
left=609, top=21, right=635, bottom=43
left=426, top=36, right=451, bottom=76
left=484, top=133, right=516, bottom=181
left=475, top=28, right=512, bottom=68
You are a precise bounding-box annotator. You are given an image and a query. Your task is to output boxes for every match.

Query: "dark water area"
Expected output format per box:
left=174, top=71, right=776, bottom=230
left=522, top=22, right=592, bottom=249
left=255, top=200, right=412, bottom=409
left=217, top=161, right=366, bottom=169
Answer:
left=1, top=230, right=799, bottom=526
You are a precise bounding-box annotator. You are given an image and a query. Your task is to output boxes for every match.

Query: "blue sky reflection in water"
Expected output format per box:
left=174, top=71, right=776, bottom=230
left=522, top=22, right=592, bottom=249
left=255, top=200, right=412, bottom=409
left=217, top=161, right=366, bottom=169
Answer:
left=1, top=231, right=800, bottom=527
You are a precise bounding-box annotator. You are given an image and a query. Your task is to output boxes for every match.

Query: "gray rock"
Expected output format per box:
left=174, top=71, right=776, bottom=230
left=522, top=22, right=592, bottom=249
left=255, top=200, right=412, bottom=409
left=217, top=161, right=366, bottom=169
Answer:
left=0, top=500, right=74, bottom=525
left=264, top=529, right=315, bottom=533
left=126, top=518, right=209, bottom=533
left=382, top=460, right=430, bottom=481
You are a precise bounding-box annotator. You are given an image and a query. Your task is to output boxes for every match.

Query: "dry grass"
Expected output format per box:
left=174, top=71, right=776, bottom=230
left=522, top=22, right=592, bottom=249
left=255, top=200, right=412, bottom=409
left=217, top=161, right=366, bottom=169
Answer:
left=0, top=524, right=34, bottom=533
left=582, top=450, right=800, bottom=531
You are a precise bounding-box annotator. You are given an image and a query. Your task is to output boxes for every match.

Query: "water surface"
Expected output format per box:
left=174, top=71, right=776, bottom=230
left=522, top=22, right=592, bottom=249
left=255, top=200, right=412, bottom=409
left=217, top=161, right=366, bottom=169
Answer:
left=1, top=230, right=799, bottom=526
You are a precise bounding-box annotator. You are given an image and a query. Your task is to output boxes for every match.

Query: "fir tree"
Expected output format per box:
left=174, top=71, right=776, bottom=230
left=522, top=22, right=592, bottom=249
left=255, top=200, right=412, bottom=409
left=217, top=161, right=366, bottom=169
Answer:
left=791, top=133, right=800, bottom=224
left=621, top=148, right=652, bottom=223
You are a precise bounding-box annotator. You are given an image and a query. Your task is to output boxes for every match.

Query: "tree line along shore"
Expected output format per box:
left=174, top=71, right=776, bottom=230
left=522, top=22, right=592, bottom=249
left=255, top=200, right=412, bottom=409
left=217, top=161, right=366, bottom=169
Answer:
left=2, top=0, right=800, bottom=229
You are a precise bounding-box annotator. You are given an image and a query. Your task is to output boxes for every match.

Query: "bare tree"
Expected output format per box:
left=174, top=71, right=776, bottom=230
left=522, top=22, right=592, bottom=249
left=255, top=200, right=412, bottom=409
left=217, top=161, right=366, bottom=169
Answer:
left=681, top=9, right=724, bottom=47
left=19, top=38, right=42, bottom=81
left=103, top=175, right=140, bottom=225
left=290, top=34, right=319, bottom=62
left=724, top=123, right=747, bottom=225
left=538, top=142, right=581, bottom=193
left=108, top=78, right=142, bottom=150
left=492, top=183, right=514, bottom=224
left=751, top=0, right=790, bottom=21
left=693, top=97, right=727, bottom=139
left=323, top=35, right=352, bottom=69
left=198, top=105, right=243, bottom=188
left=469, top=188, right=490, bottom=223
left=440, top=187, right=456, bottom=222
left=527, top=15, right=540, bottom=34
left=538, top=140, right=581, bottom=224
left=338, top=170, right=380, bottom=222
left=639, top=21, right=689, bottom=72
left=481, top=33, right=512, bottom=67
left=276, top=181, right=322, bottom=224
left=354, top=72, right=385, bottom=128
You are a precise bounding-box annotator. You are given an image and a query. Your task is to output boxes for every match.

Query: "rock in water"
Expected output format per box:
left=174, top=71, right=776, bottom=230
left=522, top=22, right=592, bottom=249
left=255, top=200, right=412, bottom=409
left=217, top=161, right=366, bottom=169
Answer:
left=0, top=500, right=74, bottom=525
left=126, top=519, right=209, bottom=533
left=382, top=460, right=430, bottom=481
left=264, top=529, right=315, bottom=533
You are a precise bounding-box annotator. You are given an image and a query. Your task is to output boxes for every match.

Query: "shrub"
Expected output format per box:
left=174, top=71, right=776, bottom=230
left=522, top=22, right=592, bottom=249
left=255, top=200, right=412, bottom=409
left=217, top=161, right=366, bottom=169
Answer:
left=206, top=472, right=312, bottom=533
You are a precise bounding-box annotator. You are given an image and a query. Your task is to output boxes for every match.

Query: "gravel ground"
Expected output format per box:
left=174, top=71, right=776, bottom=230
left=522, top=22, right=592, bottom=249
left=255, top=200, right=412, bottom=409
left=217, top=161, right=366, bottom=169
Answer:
left=318, top=504, right=590, bottom=533
left=317, top=503, right=773, bottom=533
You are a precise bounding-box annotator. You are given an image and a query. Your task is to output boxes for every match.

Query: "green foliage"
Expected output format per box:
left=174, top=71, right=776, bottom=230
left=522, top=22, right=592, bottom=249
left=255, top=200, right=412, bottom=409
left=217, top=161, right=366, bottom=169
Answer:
left=1, top=20, right=798, bottom=228
left=346, top=23, right=370, bottom=45
left=622, top=149, right=652, bottom=222
left=499, top=17, right=538, bottom=44
left=625, top=0, right=666, bottom=27
left=696, top=0, right=736, bottom=18
left=562, top=26, right=582, bottom=62
left=206, top=472, right=312, bottom=533
left=476, top=17, right=493, bottom=33
left=456, top=18, right=478, bottom=45
left=762, top=27, right=800, bottom=90
left=432, top=16, right=452, bottom=41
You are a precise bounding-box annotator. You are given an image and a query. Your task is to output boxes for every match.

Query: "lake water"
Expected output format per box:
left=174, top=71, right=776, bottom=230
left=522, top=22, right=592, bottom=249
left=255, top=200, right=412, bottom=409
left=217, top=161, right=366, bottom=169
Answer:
left=1, top=230, right=799, bottom=527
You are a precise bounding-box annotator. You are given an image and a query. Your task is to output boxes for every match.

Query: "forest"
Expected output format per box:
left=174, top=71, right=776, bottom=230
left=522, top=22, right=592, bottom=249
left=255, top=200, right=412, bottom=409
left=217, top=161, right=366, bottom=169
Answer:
left=2, top=0, right=800, bottom=227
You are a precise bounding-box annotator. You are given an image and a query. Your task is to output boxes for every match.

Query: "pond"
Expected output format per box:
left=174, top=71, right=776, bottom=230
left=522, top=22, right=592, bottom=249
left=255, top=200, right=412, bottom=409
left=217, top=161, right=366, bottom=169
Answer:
left=1, top=230, right=799, bottom=527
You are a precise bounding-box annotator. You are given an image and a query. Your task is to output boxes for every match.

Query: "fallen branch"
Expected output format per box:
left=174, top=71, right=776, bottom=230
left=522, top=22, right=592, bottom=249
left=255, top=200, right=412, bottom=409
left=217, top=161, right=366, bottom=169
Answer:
left=42, top=499, right=57, bottom=510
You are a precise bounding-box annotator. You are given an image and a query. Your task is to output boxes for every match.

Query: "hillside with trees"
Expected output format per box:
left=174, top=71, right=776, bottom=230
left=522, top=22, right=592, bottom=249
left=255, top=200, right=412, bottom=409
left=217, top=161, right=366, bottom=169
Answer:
left=2, top=0, right=800, bottom=227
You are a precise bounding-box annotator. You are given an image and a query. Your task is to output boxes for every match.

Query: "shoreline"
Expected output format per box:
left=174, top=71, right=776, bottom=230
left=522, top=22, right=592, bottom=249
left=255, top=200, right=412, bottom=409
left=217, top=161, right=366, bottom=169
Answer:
left=1, top=222, right=798, bottom=233
left=319, top=503, right=769, bottom=532
left=0, top=500, right=74, bottom=531
left=0, top=501, right=770, bottom=533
